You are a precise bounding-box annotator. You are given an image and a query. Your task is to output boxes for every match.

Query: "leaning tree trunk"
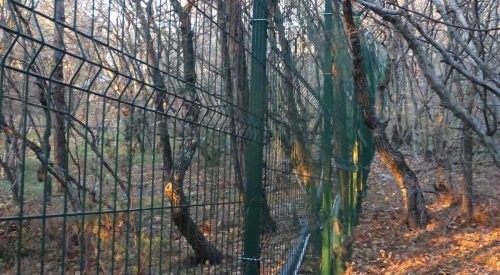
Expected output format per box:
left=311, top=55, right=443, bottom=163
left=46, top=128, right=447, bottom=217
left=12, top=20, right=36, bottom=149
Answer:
left=14, top=7, right=55, bottom=204
left=343, top=0, right=428, bottom=228
left=134, top=0, right=173, bottom=180
left=164, top=0, right=223, bottom=264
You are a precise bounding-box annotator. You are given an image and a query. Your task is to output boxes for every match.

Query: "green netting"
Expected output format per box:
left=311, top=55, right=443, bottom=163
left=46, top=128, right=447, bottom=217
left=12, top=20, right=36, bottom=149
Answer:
left=0, top=0, right=383, bottom=274
left=320, top=1, right=381, bottom=273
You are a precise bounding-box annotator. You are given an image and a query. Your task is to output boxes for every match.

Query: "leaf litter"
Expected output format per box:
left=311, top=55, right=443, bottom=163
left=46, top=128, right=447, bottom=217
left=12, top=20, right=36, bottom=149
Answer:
left=347, top=153, right=499, bottom=275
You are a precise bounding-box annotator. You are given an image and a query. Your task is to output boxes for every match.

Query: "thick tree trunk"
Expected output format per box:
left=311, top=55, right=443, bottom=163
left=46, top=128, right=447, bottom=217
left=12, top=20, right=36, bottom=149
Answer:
left=372, top=126, right=428, bottom=227
left=162, top=97, right=223, bottom=263
left=13, top=8, right=57, bottom=204
left=34, top=68, right=54, bottom=204
left=343, top=0, right=428, bottom=228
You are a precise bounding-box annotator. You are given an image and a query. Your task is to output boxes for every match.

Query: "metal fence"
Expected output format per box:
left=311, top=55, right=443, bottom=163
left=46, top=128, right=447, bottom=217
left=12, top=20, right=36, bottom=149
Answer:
left=0, top=0, right=338, bottom=274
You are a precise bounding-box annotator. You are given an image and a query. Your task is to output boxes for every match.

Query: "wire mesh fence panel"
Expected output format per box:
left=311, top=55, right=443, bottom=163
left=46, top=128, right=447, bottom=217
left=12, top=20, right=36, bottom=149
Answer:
left=0, top=0, right=334, bottom=274
left=260, top=3, right=327, bottom=272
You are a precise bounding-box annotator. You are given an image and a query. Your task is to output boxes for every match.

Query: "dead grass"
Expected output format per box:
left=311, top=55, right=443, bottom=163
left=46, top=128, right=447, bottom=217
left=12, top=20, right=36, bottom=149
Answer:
left=0, top=149, right=308, bottom=274
left=0, top=152, right=244, bottom=273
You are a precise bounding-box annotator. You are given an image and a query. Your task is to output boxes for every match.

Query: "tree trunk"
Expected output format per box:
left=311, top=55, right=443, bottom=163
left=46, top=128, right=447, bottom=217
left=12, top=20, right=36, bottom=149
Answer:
left=343, top=0, right=428, bottom=228
left=432, top=113, right=453, bottom=195
left=373, top=126, right=428, bottom=227
left=51, top=0, right=81, bottom=212
left=166, top=0, right=224, bottom=264
left=218, top=0, right=246, bottom=203
left=134, top=0, right=173, bottom=179
left=220, top=0, right=276, bottom=234
left=165, top=169, right=223, bottom=264
left=14, top=7, right=56, bottom=204
left=35, top=69, right=54, bottom=204
left=134, top=0, right=223, bottom=264
left=460, top=85, right=475, bottom=222
left=327, top=1, right=358, bottom=271
left=53, top=0, right=68, bottom=193
left=461, top=128, right=474, bottom=222
left=0, top=139, right=20, bottom=203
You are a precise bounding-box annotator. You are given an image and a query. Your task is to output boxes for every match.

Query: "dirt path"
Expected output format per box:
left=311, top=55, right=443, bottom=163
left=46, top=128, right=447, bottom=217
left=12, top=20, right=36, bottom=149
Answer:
left=347, top=154, right=499, bottom=275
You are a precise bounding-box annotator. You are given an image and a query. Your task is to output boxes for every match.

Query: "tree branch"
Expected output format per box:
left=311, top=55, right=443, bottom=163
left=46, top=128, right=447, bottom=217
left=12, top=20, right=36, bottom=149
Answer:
left=356, top=0, right=500, bottom=167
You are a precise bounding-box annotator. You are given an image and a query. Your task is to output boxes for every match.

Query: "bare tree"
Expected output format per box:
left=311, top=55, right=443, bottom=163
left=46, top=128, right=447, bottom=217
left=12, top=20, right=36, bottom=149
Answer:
left=356, top=0, right=499, bottom=223
left=164, top=0, right=224, bottom=264
left=53, top=0, right=69, bottom=193
left=343, top=0, right=429, bottom=228
left=218, top=0, right=247, bottom=202
left=356, top=0, right=499, bottom=166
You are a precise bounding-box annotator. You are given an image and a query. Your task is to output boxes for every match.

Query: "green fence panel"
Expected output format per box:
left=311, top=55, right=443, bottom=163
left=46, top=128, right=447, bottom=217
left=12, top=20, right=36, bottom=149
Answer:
left=0, top=0, right=340, bottom=274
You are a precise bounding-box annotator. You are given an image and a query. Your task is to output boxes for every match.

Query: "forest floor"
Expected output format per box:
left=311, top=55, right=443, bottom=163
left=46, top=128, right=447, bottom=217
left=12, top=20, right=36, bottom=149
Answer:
left=347, top=152, right=499, bottom=274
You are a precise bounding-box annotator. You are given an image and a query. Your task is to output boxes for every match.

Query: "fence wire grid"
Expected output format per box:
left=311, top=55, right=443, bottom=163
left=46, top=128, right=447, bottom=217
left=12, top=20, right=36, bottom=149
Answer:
left=0, top=0, right=339, bottom=274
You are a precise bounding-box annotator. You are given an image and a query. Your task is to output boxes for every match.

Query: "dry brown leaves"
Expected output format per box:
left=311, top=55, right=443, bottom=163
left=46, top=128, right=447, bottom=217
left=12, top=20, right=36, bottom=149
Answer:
left=347, top=153, right=499, bottom=275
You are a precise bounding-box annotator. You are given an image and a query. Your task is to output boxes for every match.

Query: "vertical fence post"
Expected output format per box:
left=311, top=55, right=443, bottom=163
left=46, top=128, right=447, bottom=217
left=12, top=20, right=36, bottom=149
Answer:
left=321, top=0, right=334, bottom=273
left=243, top=0, right=268, bottom=274
left=330, top=0, right=353, bottom=273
